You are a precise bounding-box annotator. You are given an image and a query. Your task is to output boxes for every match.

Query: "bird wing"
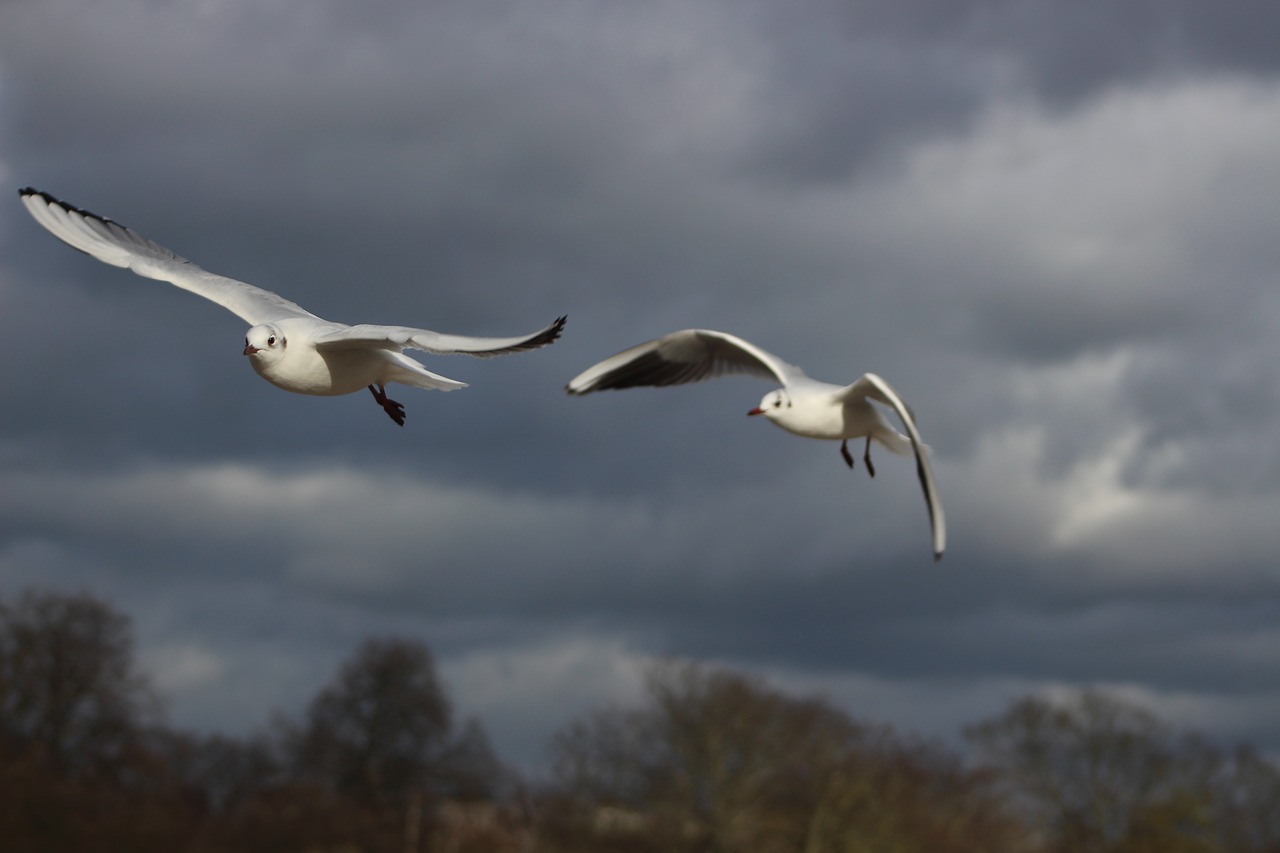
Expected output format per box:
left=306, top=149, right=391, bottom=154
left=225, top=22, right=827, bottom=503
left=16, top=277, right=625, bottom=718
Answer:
left=841, top=373, right=946, bottom=561
left=565, top=329, right=804, bottom=394
left=311, top=315, right=566, bottom=356
left=19, top=188, right=318, bottom=326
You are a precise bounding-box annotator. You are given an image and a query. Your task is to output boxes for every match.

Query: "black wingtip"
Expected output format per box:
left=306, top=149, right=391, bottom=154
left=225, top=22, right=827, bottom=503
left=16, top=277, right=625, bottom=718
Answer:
left=17, top=187, right=114, bottom=224
left=19, top=187, right=61, bottom=211
left=529, top=315, right=567, bottom=350
left=18, top=187, right=56, bottom=204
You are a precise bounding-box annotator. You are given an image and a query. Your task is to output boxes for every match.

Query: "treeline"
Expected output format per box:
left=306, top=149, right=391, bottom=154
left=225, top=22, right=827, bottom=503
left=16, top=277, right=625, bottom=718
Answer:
left=1, top=588, right=1277, bottom=852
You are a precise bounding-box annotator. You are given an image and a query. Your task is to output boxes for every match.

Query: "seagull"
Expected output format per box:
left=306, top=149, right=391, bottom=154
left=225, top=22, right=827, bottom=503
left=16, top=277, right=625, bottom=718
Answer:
left=18, top=188, right=566, bottom=426
left=566, top=329, right=945, bottom=560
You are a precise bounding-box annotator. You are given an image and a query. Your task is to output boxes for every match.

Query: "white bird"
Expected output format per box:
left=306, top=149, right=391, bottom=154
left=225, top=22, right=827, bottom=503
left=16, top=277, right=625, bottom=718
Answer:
left=19, top=188, right=566, bottom=426
left=566, top=329, right=945, bottom=560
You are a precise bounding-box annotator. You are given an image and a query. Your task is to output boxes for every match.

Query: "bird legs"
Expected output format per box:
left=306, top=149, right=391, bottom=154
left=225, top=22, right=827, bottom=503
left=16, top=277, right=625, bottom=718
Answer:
left=368, top=384, right=406, bottom=426
left=840, top=438, right=876, bottom=478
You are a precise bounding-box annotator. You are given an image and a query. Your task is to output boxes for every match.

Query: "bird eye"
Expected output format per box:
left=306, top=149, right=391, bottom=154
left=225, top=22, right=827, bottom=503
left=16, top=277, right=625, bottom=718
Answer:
left=267, top=335, right=277, bottom=346
left=773, top=398, right=782, bottom=408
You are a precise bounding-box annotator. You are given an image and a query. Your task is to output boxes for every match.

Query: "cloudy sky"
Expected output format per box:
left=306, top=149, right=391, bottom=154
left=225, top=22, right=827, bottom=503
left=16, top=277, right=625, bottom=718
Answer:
left=3, top=0, right=1279, bottom=770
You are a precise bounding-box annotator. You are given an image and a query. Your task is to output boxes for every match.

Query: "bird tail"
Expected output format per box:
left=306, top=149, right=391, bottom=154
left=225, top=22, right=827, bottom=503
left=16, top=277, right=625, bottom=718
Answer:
left=872, top=426, right=917, bottom=457
left=385, top=352, right=469, bottom=392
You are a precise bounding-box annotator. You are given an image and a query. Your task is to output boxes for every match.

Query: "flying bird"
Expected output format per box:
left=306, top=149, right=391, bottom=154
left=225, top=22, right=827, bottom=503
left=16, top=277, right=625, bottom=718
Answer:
left=566, top=329, right=945, bottom=560
left=19, top=188, right=566, bottom=426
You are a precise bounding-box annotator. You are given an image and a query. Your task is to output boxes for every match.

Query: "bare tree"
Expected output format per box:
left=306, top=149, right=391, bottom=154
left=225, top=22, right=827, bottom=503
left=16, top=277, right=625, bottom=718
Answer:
left=965, top=688, right=1221, bottom=852
left=157, top=729, right=283, bottom=813
left=0, top=588, right=160, bottom=777
left=289, top=637, right=452, bottom=806
left=801, top=731, right=1032, bottom=853
left=1216, top=745, right=1280, bottom=853
left=435, top=716, right=504, bottom=801
left=552, top=661, right=853, bottom=850
left=287, top=635, right=506, bottom=813
left=549, top=660, right=1021, bottom=852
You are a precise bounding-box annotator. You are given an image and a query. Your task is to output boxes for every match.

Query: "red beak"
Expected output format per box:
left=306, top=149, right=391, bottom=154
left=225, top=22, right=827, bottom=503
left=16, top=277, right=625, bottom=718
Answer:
left=243, top=344, right=260, bottom=355
left=747, top=407, right=765, bottom=416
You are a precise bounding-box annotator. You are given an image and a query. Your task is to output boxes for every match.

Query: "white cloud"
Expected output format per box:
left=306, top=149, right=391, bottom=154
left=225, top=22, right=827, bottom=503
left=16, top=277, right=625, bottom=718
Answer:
left=1035, top=680, right=1280, bottom=749
left=143, top=643, right=226, bottom=693
left=753, top=75, right=1280, bottom=373
left=948, top=420, right=1279, bottom=582
left=0, top=453, right=941, bottom=599
left=442, top=633, right=652, bottom=769
left=880, top=77, right=1280, bottom=277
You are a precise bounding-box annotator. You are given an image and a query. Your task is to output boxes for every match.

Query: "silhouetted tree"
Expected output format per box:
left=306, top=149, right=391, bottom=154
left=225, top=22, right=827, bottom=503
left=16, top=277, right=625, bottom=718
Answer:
left=1215, top=745, right=1280, bottom=853
left=801, top=732, right=1032, bottom=853
left=0, top=588, right=160, bottom=778
left=965, top=689, right=1222, bottom=853
left=287, top=635, right=502, bottom=809
left=552, top=661, right=859, bottom=850
left=0, top=589, right=199, bottom=851
left=157, top=729, right=282, bottom=813
left=436, top=716, right=505, bottom=801
left=8, top=585, right=1278, bottom=853
left=548, top=660, right=1024, bottom=853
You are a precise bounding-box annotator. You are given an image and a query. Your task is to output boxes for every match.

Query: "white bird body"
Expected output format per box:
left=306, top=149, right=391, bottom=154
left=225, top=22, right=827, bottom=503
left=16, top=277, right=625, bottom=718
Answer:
left=19, top=188, right=565, bottom=425
left=567, top=329, right=944, bottom=560
left=754, top=378, right=912, bottom=452
left=242, top=318, right=468, bottom=396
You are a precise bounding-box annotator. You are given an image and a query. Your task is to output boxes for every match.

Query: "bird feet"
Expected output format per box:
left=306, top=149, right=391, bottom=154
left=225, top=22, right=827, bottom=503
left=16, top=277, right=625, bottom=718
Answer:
left=368, top=384, right=406, bottom=426
left=840, top=439, right=876, bottom=477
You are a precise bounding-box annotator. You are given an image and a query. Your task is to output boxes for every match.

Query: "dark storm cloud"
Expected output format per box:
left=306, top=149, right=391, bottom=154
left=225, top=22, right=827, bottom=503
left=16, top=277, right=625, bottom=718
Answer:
left=960, top=0, right=1280, bottom=99
left=3, top=0, right=1280, bottom=768
left=705, top=0, right=1280, bottom=184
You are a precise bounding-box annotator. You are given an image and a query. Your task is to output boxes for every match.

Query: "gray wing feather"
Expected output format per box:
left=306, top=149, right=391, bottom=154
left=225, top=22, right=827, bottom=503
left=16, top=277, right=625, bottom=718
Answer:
left=312, top=316, right=566, bottom=356
left=566, top=329, right=802, bottom=394
left=19, top=188, right=318, bottom=325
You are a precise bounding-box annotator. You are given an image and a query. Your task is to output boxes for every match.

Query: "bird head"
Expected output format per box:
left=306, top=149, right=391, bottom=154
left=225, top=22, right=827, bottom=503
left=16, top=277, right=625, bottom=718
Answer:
left=748, top=389, right=790, bottom=420
left=243, top=323, right=285, bottom=358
